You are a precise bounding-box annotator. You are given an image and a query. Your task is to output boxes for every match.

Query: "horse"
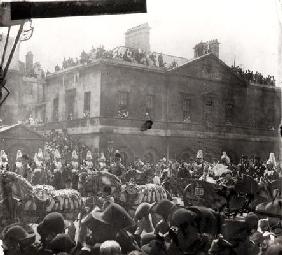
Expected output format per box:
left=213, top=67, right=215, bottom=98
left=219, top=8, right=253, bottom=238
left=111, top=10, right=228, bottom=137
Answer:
left=0, top=170, right=84, bottom=231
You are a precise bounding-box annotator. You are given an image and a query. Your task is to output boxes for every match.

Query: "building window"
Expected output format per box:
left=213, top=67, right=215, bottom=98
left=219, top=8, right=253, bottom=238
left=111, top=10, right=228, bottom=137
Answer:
left=145, top=94, right=154, bottom=116
left=52, top=97, right=59, bottom=121
left=204, top=96, right=215, bottom=127
left=65, top=89, right=76, bottom=120
left=183, top=97, right=191, bottom=122
left=225, top=103, right=234, bottom=123
left=118, top=91, right=129, bottom=118
left=83, top=91, right=91, bottom=118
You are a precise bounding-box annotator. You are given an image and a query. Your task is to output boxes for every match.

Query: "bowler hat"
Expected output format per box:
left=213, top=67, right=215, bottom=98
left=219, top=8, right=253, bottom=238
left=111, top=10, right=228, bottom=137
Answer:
left=150, top=200, right=174, bottom=220
left=49, top=233, right=75, bottom=253
left=2, top=224, right=35, bottom=246
left=170, top=208, right=197, bottom=228
left=91, top=202, right=133, bottom=230
left=37, top=212, right=65, bottom=236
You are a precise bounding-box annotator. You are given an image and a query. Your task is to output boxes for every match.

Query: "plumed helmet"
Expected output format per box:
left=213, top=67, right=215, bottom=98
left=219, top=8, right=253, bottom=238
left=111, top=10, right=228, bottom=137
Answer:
left=99, top=153, right=106, bottom=162
left=1, top=150, right=8, bottom=162
left=86, top=150, right=92, bottom=161
left=72, top=150, right=78, bottom=160
left=37, top=148, right=44, bottom=161
left=54, top=149, right=61, bottom=159
left=221, top=152, right=230, bottom=164
left=196, top=150, right=203, bottom=159
left=16, top=150, right=23, bottom=161
left=115, top=150, right=121, bottom=158
left=267, top=153, right=277, bottom=167
left=34, top=153, right=38, bottom=163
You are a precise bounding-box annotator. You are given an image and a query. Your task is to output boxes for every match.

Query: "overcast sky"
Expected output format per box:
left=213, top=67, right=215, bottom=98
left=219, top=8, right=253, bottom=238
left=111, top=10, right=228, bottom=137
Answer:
left=4, top=0, right=281, bottom=84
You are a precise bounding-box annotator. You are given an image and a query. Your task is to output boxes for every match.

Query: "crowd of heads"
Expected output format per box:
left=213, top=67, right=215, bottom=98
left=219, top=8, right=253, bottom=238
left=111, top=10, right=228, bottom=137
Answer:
left=0, top=135, right=282, bottom=254
left=51, top=45, right=181, bottom=74
left=231, top=66, right=275, bottom=86
left=1, top=198, right=282, bottom=255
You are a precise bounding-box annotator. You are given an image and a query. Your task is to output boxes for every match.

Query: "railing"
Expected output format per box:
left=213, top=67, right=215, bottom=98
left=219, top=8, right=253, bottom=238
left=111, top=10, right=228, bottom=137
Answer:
left=34, top=117, right=278, bottom=137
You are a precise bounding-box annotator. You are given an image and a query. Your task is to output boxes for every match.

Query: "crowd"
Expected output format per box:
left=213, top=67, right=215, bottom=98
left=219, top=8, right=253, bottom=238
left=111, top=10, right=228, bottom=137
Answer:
left=231, top=66, right=275, bottom=86
left=0, top=137, right=282, bottom=254
left=51, top=46, right=181, bottom=74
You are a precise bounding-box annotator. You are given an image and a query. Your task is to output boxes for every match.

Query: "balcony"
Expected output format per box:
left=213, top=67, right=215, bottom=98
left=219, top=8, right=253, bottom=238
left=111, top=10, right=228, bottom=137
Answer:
left=34, top=116, right=278, bottom=139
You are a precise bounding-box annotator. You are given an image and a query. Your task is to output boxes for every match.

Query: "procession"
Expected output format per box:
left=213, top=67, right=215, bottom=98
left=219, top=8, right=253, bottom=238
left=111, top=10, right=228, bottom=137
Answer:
left=1, top=0, right=282, bottom=254
left=0, top=127, right=281, bottom=255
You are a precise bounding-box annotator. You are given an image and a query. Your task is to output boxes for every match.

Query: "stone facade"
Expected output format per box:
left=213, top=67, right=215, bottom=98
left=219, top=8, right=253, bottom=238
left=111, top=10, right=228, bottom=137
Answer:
left=38, top=54, right=281, bottom=164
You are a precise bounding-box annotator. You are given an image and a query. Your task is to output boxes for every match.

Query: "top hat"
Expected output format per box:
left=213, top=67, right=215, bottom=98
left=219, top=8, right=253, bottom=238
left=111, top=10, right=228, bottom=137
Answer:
left=91, top=203, right=133, bottom=230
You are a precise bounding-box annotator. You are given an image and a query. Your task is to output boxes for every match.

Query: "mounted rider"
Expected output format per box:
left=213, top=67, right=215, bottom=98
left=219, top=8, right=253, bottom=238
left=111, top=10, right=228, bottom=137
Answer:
left=85, top=150, right=94, bottom=171
left=0, top=150, right=9, bottom=171
left=220, top=152, right=231, bottom=166
left=53, top=149, right=63, bottom=189
left=14, top=150, right=24, bottom=177
left=252, top=155, right=266, bottom=181
left=192, top=150, right=209, bottom=179
left=110, top=150, right=125, bottom=177
left=98, top=152, right=107, bottom=171
left=71, top=150, right=79, bottom=189
left=32, top=149, right=46, bottom=185
left=265, top=153, right=279, bottom=181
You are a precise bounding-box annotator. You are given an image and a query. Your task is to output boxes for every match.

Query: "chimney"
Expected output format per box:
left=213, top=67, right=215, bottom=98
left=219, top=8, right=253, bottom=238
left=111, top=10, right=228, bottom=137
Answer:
left=193, top=42, right=208, bottom=58
left=193, top=39, right=220, bottom=58
left=207, top=39, right=220, bottom=58
left=25, top=51, right=33, bottom=75
left=125, top=23, right=151, bottom=52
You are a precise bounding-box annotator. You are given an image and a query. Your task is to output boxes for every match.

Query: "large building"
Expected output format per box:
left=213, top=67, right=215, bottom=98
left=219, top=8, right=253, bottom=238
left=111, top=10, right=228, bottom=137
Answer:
left=0, top=44, right=45, bottom=125
left=32, top=24, right=281, bottom=164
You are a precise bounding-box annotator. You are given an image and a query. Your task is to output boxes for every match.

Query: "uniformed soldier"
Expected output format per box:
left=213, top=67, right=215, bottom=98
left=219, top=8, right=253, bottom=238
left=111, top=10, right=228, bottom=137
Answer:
left=14, top=150, right=24, bottom=176
left=53, top=149, right=63, bottom=189
left=85, top=150, right=94, bottom=170
left=192, top=150, right=209, bottom=178
left=0, top=150, right=9, bottom=171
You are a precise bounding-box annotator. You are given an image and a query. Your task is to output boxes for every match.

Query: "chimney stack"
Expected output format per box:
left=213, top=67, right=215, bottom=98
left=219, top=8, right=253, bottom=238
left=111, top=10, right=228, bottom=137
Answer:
left=193, top=39, right=220, bottom=58
left=125, top=23, right=151, bottom=52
